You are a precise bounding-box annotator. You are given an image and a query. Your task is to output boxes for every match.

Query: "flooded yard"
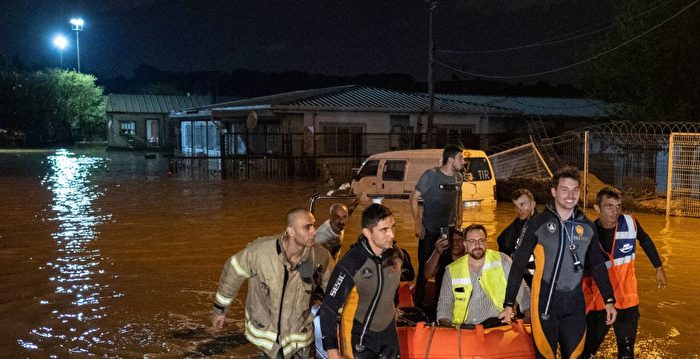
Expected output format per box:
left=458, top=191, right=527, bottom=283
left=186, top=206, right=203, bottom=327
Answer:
left=0, top=149, right=698, bottom=358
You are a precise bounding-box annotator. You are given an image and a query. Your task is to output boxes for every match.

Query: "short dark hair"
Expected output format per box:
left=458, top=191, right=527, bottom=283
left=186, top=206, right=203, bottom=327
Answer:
left=551, top=165, right=580, bottom=189
left=442, top=144, right=463, bottom=165
left=287, top=208, right=312, bottom=226
left=464, top=223, right=488, bottom=239
left=596, top=186, right=622, bottom=205
left=361, top=204, right=393, bottom=230
left=511, top=188, right=534, bottom=202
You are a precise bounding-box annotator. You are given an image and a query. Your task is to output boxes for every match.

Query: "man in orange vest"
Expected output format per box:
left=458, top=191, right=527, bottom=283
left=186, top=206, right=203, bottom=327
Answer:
left=582, top=187, right=667, bottom=358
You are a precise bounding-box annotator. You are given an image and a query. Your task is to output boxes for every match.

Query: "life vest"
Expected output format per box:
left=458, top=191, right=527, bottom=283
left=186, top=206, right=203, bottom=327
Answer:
left=448, top=249, right=506, bottom=325
left=584, top=214, right=639, bottom=312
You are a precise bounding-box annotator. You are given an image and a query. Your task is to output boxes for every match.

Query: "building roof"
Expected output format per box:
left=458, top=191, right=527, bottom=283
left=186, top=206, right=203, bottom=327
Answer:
left=106, top=94, right=212, bottom=114
left=170, top=85, right=610, bottom=119
left=437, top=94, right=610, bottom=118
left=182, top=85, right=517, bottom=115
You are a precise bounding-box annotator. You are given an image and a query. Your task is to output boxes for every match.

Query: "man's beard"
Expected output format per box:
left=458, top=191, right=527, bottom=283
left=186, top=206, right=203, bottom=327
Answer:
left=469, top=249, right=485, bottom=260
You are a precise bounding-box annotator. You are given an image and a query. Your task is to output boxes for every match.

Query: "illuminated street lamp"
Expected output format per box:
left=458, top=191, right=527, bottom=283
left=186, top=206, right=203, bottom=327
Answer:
left=69, top=18, right=84, bottom=72
left=53, top=35, right=68, bottom=68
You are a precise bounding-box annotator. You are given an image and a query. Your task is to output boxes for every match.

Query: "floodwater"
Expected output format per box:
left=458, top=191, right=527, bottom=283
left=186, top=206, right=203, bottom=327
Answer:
left=0, top=149, right=698, bottom=358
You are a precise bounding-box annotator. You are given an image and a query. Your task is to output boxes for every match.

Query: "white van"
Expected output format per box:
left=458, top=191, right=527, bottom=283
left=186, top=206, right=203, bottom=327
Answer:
left=350, top=149, right=497, bottom=207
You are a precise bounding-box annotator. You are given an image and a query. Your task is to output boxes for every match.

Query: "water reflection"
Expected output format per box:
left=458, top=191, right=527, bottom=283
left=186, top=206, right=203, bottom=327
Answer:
left=19, top=149, right=113, bottom=354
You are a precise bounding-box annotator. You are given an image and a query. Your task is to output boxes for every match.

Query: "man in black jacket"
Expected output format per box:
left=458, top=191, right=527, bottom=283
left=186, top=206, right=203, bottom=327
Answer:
left=497, top=188, right=538, bottom=287
left=499, top=166, right=617, bottom=359
left=320, top=204, right=403, bottom=359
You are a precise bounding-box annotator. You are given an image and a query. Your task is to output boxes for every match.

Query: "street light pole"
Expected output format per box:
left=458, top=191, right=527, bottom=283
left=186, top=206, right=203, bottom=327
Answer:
left=426, top=0, right=438, bottom=149
left=70, top=18, right=84, bottom=72
left=53, top=35, right=68, bottom=69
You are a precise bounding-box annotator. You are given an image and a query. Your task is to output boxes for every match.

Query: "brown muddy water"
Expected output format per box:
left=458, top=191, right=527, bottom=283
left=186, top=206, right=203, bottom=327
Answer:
left=0, top=149, right=698, bottom=358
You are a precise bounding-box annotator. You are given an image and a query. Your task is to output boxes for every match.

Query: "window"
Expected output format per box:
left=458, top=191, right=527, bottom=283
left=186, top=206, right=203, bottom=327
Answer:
left=463, top=158, right=492, bottom=181
left=434, top=125, right=477, bottom=148
left=356, top=160, right=379, bottom=179
left=321, top=123, right=364, bottom=155
left=383, top=160, right=406, bottom=181
left=389, top=115, right=413, bottom=150
left=146, top=119, right=159, bottom=146
left=120, top=121, right=135, bottom=136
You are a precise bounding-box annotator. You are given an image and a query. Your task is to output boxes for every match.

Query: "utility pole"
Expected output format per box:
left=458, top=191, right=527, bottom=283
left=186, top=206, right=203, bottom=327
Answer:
left=426, top=0, right=438, bottom=149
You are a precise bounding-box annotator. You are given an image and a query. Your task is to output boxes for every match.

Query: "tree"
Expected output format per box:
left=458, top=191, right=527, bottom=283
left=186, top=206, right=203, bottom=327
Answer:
left=576, top=0, right=700, bottom=121
left=0, top=66, right=106, bottom=146
left=45, top=70, right=107, bottom=142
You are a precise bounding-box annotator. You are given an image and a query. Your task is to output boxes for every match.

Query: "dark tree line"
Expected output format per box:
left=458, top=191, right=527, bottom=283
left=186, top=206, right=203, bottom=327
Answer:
left=576, top=0, right=700, bottom=121
left=98, top=64, right=584, bottom=99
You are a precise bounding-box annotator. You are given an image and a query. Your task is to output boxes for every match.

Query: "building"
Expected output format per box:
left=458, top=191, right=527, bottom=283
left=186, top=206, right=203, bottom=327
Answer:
left=106, top=94, right=212, bottom=150
left=169, top=85, right=610, bottom=180
left=170, top=85, right=521, bottom=158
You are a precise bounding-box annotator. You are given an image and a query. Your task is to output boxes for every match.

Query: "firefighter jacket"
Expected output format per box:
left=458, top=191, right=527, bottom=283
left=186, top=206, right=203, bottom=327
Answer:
left=213, top=234, right=333, bottom=358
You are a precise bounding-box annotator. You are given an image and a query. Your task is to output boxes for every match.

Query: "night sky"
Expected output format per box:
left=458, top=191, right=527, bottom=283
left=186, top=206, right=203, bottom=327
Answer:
left=1, top=0, right=613, bottom=83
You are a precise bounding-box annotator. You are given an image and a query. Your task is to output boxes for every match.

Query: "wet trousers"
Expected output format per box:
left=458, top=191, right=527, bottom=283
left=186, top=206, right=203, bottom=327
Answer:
left=532, top=290, right=586, bottom=359
left=349, top=321, right=400, bottom=359
left=582, top=305, right=639, bottom=359
left=414, top=228, right=440, bottom=319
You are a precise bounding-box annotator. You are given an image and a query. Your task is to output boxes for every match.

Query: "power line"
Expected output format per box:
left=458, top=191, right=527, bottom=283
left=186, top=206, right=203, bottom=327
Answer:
left=437, top=0, right=675, bottom=55
left=433, top=0, right=699, bottom=80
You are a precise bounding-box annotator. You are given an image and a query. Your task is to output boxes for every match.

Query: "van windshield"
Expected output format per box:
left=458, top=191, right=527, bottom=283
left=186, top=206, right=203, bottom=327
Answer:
left=462, top=158, right=492, bottom=181
left=355, top=160, right=379, bottom=180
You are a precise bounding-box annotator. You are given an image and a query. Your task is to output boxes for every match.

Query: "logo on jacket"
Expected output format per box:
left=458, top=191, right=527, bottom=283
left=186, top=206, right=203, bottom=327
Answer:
left=329, top=273, right=345, bottom=297
left=361, top=268, right=373, bottom=279
left=575, top=225, right=584, bottom=237
left=620, top=243, right=634, bottom=254
left=546, top=222, right=557, bottom=233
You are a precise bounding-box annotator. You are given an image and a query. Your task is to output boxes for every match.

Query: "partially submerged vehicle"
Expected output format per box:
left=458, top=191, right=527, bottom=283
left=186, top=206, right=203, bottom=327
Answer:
left=350, top=149, right=497, bottom=207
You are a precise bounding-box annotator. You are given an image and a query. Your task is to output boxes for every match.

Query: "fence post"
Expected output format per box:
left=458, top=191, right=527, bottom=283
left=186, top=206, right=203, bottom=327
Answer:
left=220, top=132, right=227, bottom=179
left=665, top=133, right=675, bottom=217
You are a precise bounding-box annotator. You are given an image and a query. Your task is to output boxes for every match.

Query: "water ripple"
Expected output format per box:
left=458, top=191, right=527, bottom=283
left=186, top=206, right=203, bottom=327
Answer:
left=18, top=149, right=116, bottom=354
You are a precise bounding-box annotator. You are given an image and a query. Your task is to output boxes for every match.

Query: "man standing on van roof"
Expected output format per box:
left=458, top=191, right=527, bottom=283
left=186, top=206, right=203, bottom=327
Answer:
left=410, top=144, right=464, bottom=318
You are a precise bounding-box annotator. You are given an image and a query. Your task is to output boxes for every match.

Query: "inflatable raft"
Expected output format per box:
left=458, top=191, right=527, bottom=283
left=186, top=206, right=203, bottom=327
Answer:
left=397, top=320, right=535, bottom=359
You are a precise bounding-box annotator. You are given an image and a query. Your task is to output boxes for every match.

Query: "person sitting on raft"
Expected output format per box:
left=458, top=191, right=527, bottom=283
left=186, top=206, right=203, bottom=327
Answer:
left=436, top=224, right=531, bottom=327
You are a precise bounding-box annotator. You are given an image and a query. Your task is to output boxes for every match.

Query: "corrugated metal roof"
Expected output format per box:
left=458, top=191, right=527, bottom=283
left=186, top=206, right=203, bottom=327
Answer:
left=437, top=94, right=609, bottom=118
left=106, top=94, right=212, bottom=114
left=209, top=85, right=517, bottom=114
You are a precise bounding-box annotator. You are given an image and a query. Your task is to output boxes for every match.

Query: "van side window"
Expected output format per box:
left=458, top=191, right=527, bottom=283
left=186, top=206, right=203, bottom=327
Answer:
left=357, top=160, right=379, bottom=179
left=463, top=158, right=492, bottom=181
left=383, top=160, right=406, bottom=181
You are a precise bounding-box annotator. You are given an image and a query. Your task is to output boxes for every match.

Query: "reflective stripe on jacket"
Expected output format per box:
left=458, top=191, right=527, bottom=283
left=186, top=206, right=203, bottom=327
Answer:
left=214, top=234, right=332, bottom=358
left=447, top=249, right=506, bottom=325
left=584, top=214, right=639, bottom=311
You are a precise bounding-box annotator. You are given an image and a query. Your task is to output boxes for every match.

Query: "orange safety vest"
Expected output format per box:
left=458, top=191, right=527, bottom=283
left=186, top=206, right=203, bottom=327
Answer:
left=583, top=214, right=639, bottom=312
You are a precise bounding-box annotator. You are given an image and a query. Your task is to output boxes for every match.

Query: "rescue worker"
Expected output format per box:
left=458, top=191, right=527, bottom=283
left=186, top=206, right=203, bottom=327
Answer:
left=437, top=224, right=531, bottom=327
left=497, top=188, right=538, bottom=287
left=499, top=166, right=618, bottom=359
left=211, top=208, right=333, bottom=359
left=410, top=144, right=464, bottom=318
left=319, top=204, right=403, bottom=359
left=581, top=187, right=667, bottom=358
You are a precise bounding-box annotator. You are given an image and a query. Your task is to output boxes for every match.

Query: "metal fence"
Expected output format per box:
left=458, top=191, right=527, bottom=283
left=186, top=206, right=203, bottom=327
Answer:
left=667, top=133, right=700, bottom=217
left=173, top=131, right=486, bottom=182
left=529, top=121, right=700, bottom=214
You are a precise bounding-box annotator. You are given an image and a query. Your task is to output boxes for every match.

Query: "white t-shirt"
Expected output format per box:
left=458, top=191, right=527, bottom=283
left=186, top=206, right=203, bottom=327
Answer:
left=315, top=219, right=343, bottom=258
